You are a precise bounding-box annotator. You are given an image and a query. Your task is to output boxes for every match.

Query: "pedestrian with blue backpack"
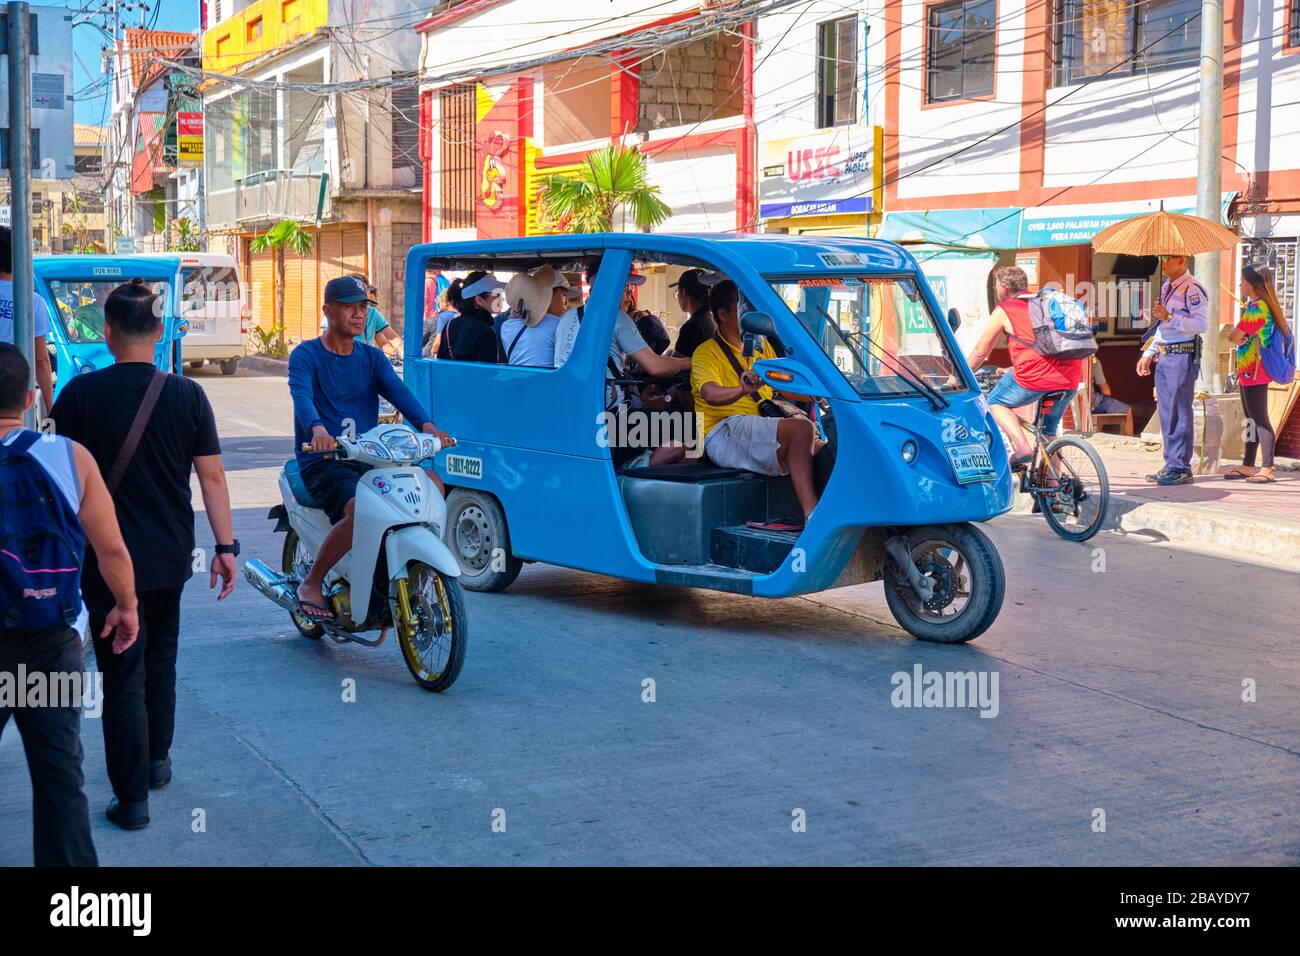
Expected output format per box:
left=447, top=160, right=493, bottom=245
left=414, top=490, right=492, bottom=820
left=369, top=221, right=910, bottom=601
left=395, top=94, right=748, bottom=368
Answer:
left=1224, top=264, right=1294, bottom=484
left=0, top=343, right=139, bottom=866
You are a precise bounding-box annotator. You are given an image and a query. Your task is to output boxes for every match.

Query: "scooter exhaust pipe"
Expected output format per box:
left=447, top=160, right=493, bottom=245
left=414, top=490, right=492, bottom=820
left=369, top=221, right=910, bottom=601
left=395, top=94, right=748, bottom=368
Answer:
left=243, top=559, right=301, bottom=614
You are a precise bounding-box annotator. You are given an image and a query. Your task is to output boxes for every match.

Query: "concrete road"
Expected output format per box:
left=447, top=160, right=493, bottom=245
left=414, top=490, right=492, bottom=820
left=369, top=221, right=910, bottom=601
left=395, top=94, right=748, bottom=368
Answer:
left=2, top=365, right=1297, bottom=866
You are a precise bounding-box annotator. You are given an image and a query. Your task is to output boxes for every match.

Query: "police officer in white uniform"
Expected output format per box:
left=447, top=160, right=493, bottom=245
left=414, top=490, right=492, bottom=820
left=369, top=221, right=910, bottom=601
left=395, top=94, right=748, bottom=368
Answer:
left=1136, top=255, right=1210, bottom=485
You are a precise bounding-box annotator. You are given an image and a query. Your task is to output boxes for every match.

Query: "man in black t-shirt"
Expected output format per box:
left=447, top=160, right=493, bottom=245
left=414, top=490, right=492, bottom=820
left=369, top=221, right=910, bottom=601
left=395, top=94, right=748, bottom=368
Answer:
left=50, top=281, right=237, bottom=831
left=668, top=269, right=717, bottom=358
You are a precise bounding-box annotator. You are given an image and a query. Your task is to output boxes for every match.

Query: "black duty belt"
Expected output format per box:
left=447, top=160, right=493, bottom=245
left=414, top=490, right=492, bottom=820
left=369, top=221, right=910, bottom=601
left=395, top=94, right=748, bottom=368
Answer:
left=1157, top=342, right=1197, bottom=356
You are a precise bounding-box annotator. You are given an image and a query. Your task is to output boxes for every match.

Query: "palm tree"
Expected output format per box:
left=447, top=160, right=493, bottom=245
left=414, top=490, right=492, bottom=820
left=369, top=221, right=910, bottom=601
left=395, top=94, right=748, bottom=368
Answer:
left=249, top=219, right=314, bottom=348
left=539, top=141, right=672, bottom=234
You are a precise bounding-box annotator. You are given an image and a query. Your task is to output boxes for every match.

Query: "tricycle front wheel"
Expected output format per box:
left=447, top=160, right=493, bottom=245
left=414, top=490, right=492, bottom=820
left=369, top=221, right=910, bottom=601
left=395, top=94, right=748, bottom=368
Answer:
left=883, top=523, right=1004, bottom=644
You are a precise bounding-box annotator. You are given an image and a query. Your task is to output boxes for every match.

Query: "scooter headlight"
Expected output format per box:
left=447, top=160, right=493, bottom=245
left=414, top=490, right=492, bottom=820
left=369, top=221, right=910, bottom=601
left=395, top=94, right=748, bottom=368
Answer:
left=901, top=439, right=918, bottom=464
left=380, top=428, right=420, bottom=461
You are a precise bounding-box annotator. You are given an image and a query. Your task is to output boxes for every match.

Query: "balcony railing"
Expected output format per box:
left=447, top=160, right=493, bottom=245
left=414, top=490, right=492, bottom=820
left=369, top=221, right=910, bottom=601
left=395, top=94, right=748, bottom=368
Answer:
left=206, top=169, right=329, bottom=228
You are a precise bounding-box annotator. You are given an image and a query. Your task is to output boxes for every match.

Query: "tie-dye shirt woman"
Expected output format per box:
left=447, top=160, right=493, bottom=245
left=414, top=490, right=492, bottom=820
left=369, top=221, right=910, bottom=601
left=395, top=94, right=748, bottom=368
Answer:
left=1235, top=298, right=1275, bottom=386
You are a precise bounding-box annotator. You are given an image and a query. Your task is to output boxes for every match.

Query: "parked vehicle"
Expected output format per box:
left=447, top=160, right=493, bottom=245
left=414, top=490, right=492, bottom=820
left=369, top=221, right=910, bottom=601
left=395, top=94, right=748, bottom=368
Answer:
left=176, top=253, right=248, bottom=375
left=401, top=234, right=1013, bottom=645
left=36, top=254, right=188, bottom=398
left=244, top=424, right=468, bottom=691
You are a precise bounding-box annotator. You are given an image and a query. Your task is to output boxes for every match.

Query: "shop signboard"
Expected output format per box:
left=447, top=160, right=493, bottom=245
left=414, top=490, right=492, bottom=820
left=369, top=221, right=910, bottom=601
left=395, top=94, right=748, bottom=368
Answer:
left=758, top=126, right=877, bottom=220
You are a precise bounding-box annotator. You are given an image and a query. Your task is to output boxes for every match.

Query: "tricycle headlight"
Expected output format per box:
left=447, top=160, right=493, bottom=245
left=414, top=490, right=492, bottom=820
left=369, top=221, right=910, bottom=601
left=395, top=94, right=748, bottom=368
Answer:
left=901, top=439, right=918, bottom=464
left=381, top=429, right=420, bottom=460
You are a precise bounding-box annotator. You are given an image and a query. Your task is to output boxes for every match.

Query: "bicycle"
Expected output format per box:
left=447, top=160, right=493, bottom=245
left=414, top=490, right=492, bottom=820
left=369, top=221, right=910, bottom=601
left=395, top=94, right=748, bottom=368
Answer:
left=976, top=369, right=1110, bottom=542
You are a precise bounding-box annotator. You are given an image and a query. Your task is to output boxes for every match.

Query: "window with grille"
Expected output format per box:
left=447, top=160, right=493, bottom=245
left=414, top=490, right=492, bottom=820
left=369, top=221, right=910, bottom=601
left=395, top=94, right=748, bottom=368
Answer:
left=926, top=0, right=996, bottom=103
left=1290, top=0, right=1300, bottom=49
left=1053, top=0, right=1202, bottom=86
left=439, top=84, right=476, bottom=231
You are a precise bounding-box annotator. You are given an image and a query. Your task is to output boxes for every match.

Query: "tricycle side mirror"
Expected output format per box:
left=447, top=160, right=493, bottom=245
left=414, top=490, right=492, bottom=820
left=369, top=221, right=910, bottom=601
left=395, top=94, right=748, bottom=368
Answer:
left=947, top=307, right=962, bottom=332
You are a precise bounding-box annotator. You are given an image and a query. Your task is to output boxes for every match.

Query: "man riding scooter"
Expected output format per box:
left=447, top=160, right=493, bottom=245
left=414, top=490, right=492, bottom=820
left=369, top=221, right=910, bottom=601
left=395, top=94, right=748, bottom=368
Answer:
left=288, top=276, right=454, bottom=618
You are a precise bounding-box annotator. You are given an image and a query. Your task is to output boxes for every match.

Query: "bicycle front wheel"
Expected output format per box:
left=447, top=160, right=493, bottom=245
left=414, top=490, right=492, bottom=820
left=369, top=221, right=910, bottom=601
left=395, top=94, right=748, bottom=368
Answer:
left=1039, top=436, right=1109, bottom=542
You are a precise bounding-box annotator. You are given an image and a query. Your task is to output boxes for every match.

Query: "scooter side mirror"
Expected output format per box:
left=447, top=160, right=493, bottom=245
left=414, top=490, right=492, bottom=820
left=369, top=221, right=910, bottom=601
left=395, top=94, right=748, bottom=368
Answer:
left=947, top=308, right=962, bottom=332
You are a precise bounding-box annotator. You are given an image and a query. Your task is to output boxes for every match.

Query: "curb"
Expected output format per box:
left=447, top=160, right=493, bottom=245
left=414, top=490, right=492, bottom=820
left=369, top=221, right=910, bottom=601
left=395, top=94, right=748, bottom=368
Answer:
left=241, top=355, right=288, bottom=375
left=1011, top=488, right=1300, bottom=564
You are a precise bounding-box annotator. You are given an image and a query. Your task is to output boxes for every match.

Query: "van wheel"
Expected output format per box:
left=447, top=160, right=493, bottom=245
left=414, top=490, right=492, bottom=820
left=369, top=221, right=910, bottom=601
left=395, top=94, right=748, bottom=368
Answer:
left=220, top=359, right=239, bottom=375
left=883, top=523, right=1004, bottom=644
left=189, top=359, right=205, bottom=370
left=443, top=489, right=521, bottom=592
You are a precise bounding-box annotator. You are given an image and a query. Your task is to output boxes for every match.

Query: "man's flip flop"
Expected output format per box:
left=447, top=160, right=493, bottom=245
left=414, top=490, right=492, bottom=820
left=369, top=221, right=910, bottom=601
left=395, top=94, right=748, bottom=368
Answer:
left=295, top=598, right=335, bottom=620
left=1246, top=473, right=1277, bottom=483
left=747, top=519, right=805, bottom=533
left=1009, top=454, right=1033, bottom=471
left=1222, top=468, right=1252, bottom=480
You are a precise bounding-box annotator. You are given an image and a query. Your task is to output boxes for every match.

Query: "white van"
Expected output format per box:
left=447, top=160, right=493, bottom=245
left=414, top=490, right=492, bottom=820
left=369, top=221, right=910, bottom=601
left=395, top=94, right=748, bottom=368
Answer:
left=177, top=253, right=247, bottom=375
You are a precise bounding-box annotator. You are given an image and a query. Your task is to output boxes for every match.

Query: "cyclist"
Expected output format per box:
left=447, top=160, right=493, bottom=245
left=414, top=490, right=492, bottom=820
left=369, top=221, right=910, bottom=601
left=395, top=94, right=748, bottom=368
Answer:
left=963, top=266, right=1083, bottom=468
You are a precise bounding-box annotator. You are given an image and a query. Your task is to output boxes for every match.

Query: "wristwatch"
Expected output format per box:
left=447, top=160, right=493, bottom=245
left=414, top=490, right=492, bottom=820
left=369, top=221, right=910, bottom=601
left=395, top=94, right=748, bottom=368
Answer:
left=215, top=540, right=241, bottom=557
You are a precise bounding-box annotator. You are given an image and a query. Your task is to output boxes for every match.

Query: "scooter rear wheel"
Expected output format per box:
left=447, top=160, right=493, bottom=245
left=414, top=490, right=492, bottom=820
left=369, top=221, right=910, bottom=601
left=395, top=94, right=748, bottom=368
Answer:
left=398, top=563, right=467, bottom=692
left=883, top=523, right=1004, bottom=644
left=282, top=529, right=324, bottom=640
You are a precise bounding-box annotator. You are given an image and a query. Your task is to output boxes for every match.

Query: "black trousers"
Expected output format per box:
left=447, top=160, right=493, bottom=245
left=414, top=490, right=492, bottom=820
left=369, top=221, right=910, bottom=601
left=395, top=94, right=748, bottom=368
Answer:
left=0, top=627, right=99, bottom=867
left=90, top=586, right=184, bottom=805
left=1240, top=382, right=1276, bottom=468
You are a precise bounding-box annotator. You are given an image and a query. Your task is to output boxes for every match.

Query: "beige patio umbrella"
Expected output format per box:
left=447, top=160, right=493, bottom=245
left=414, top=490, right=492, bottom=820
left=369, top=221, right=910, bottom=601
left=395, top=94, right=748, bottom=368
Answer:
left=1091, top=209, right=1239, bottom=256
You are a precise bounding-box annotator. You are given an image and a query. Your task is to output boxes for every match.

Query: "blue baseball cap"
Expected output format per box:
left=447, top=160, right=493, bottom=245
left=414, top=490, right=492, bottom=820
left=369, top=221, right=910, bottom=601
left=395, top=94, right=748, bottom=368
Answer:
left=324, top=275, right=377, bottom=305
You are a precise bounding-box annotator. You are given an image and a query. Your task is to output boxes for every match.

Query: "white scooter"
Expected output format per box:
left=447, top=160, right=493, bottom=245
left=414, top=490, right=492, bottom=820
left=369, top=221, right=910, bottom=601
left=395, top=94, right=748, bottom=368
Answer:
left=244, top=423, right=467, bottom=691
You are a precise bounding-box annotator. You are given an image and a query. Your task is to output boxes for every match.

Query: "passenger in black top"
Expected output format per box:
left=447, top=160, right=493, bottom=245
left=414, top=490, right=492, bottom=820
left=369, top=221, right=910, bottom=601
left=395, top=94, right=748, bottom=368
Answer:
left=669, top=268, right=717, bottom=358
left=49, top=280, right=237, bottom=831
left=436, top=271, right=506, bottom=363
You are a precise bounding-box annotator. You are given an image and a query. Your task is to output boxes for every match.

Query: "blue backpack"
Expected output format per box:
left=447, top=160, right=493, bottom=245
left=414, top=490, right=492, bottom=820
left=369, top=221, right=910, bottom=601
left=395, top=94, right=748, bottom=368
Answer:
left=0, top=431, right=85, bottom=631
left=1260, top=324, right=1296, bottom=385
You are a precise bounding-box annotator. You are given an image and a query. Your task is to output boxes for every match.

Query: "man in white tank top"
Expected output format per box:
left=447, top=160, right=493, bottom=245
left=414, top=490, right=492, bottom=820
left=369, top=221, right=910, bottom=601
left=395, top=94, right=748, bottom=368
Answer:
left=0, top=343, right=138, bottom=866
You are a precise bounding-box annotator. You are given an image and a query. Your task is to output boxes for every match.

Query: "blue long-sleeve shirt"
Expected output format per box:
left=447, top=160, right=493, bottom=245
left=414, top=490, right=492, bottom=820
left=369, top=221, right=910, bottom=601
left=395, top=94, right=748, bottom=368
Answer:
left=288, top=338, right=431, bottom=467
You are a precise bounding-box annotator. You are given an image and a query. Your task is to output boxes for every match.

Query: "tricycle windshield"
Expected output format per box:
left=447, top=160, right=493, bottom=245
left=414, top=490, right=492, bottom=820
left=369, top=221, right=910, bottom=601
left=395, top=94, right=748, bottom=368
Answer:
left=765, top=274, right=963, bottom=398
left=46, top=278, right=171, bottom=344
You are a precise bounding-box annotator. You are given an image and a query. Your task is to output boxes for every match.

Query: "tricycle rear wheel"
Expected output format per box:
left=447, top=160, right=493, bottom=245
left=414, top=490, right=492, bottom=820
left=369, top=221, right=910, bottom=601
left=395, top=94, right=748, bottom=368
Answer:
left=443, top=489, right=522, bottom=592
left=883, top=523, right=1004, bottom=644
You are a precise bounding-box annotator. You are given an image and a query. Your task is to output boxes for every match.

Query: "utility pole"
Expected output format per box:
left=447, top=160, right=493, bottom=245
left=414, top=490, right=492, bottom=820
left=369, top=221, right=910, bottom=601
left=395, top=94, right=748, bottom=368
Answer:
left=1194, top=0, right=1224, bottom=393
left=6, top=2, right=36, bottom=426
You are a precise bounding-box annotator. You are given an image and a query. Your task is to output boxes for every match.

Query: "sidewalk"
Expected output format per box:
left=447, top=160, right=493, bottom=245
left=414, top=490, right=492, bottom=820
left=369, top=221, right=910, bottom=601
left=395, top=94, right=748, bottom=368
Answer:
left=1012, top=432, right=1300, bottom=566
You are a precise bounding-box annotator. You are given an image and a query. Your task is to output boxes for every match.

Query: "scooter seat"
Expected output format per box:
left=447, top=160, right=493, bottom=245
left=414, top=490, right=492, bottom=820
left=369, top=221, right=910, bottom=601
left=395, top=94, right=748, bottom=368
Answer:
left=283, top=459, right=324, bottom=509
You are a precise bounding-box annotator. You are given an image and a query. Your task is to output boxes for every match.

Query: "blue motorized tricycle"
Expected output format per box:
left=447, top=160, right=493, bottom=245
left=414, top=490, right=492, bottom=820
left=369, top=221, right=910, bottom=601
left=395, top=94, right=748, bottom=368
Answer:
left=401, top=234, right=1011, bottom=644
left=35, top=255, right=189, bottom=398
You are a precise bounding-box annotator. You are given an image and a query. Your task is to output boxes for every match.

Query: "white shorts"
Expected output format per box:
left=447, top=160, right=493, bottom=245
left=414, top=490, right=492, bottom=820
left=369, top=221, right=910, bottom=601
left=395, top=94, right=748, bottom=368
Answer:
left=704, top=414, right=785, bottom=477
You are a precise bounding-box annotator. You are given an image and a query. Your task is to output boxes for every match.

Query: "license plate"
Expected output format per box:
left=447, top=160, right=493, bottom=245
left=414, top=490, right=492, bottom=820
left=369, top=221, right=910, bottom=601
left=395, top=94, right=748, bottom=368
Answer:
left=946, top=443, right=994, bottom=485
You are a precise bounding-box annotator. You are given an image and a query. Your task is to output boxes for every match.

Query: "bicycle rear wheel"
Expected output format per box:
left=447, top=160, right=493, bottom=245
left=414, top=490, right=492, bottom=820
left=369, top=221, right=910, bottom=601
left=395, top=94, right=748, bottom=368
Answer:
left=1038, top=436, right=1109, bottom=541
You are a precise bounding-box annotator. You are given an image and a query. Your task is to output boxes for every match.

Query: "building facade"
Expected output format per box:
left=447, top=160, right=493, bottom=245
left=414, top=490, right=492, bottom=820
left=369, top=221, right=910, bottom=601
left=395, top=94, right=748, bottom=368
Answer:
left=201, top=0, right=425, bottom=341
left=105, top=28, right=203, bottom=254
left=857, top=0, right=1300, bottom=439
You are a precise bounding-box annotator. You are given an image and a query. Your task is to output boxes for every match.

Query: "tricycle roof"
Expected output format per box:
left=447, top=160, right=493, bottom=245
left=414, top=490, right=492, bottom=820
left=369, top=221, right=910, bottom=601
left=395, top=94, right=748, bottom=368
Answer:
left=410, top=232, right=920, bottom=276
left=34, top=254, right=186, bottom=280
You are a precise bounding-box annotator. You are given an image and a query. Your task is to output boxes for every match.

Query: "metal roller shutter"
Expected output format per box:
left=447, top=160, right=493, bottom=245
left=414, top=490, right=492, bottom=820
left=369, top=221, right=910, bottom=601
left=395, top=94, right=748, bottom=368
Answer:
left=247, top=243, right=276, bottom=334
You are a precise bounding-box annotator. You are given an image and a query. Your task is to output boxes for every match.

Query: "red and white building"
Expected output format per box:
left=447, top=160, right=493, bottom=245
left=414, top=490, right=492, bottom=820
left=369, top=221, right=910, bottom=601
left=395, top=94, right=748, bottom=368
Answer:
left=414, top=0, right=760, bottom=248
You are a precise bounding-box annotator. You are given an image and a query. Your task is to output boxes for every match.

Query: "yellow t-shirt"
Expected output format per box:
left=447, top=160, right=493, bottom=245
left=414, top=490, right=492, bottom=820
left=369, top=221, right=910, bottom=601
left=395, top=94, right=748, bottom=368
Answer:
left=691, top=334, right=777, bottom=438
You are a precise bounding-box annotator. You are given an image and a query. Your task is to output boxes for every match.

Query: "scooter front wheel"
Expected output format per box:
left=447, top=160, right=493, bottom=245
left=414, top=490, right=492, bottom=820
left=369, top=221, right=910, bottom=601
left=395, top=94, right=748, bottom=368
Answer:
left=883, top=523, right=1004, bottom=644
left=396, top=563, right=467, bottom=692
left=282, top=529, right=324, bottom=640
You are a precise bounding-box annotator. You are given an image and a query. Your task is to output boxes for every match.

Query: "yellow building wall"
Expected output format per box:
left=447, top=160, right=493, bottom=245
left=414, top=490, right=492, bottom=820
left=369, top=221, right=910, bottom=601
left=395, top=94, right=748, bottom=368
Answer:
left=202, top=0, right=328, bottom=75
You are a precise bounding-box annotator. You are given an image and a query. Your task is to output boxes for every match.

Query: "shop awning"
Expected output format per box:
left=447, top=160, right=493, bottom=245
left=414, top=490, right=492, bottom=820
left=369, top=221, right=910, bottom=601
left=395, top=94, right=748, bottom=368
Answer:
left=881, top=195, right=1236, bottom=250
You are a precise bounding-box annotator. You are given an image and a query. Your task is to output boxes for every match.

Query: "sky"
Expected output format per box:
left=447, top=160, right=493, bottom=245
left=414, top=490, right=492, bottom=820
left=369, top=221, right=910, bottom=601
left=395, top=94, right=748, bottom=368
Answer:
left=65, top=0, right=201, bottom=125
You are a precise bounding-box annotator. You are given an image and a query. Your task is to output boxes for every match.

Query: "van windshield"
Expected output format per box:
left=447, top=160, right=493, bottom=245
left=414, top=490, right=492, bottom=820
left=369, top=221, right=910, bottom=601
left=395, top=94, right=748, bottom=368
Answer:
left=47, top=279, right=171, bottom=344
left=765, top=275, right=963, bottom=398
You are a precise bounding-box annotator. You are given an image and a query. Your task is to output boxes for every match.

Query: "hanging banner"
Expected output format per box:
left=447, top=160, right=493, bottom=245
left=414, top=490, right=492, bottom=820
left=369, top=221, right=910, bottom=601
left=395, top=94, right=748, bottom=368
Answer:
left=474, top=81, right=522, bottom=240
